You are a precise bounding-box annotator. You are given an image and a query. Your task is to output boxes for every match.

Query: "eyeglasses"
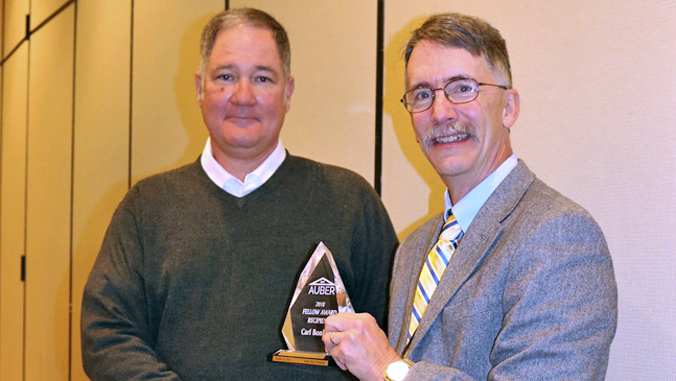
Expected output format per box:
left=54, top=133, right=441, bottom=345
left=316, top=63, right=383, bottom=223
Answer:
left=400, top=77, right=510, bottom=114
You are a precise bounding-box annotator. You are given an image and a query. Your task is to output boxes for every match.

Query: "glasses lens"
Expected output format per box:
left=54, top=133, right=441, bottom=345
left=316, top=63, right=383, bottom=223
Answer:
left=405, top=88, right=434, bottom=112
left=445, top=78, right=479, bottom=103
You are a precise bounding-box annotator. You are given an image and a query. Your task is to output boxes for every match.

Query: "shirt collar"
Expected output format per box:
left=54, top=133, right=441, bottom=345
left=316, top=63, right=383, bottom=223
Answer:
left=200, top=137, right=286, bottom=198
left=444, top=154, right=518, bottom=232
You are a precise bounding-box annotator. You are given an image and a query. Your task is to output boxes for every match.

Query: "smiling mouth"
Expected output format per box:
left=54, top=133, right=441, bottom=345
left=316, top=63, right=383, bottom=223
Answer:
left=422, top=123, right=475, bottom=147
left=434, top=134, right=468, bottom=144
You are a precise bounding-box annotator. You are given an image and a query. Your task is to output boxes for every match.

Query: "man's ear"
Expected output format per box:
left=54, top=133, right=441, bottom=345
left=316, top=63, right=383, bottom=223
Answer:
left=284, top=76, right=295, bottom=112
left=502, top=89, right=520, bottom=129
left=194, top=72, right=203, bottom=105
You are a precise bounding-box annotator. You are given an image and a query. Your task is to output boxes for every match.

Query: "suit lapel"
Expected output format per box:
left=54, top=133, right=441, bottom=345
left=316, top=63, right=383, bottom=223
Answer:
left=406, top=215, right=503, bottom=353
left=404, top=160, right=537, bottom=355
left=394, top=216, right=443, bottom=353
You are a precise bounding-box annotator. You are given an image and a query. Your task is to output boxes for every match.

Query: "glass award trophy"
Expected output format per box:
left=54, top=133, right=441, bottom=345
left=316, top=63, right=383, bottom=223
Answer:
left=272, top=241, right=353, bottom=366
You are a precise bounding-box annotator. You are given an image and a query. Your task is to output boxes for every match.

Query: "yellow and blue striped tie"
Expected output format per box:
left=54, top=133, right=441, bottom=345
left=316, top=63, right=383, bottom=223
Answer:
left=406, top=213, right=463, bottom=345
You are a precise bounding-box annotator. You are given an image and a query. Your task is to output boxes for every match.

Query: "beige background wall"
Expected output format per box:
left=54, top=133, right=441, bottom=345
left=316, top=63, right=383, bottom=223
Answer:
left=1, top=18, right=28, bottom=381
left=1, top=0, right=674, bottom=380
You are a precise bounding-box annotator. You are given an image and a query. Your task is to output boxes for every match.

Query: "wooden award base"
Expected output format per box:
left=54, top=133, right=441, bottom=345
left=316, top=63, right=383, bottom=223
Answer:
left=271, top=349, right=336, bottom=367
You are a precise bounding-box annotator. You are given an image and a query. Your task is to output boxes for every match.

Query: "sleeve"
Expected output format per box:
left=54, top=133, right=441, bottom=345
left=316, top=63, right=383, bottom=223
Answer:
left=348, top=182, right=399, bottom=330
left=81, top=187, right=182, bottom=381
left=404, top=211, right=618, bottom=381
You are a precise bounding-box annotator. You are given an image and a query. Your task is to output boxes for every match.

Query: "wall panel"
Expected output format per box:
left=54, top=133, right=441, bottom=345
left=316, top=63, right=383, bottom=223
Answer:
left=230, top=0, right=378, bottom=184
left=131, top=0, right=222, bottom=183
left=70, top=1, right=132, bottom=379
left=1, top=0, right=3, bottom=47
left=24, top=5, right=74, bottom=380
left=0, top=43, right=28, bottom=381
left=381, top=3, right=444, bottom=236
left=3, top=0, right=29, bottom=53
left=30, top=0, right=67, bottom=29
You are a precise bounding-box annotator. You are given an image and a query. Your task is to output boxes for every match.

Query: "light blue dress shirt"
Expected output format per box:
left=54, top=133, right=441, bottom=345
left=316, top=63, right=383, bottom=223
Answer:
left=445, top=154, right=518, bottom=232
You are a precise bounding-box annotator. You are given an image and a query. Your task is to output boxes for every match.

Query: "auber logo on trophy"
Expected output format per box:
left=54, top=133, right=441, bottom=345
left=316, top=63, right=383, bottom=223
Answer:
left=272, top=242, right=353, bottom=366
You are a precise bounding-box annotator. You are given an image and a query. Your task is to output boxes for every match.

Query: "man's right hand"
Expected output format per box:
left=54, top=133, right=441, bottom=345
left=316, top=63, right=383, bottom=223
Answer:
left=323, top=312, right=402, bottom=381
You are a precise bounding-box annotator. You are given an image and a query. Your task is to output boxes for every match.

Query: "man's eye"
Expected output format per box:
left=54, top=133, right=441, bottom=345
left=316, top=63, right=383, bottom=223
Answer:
left=256, top=76, right=273, bottom=83
left=413, top=90, right=432, bottom=101
left=217, top=74, right=233, bottom=81
left=449, top=81, right=475, bottom=94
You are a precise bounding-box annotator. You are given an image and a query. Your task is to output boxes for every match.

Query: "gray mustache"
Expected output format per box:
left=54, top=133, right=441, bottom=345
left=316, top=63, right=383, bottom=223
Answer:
left=421, top=123, right=476, bottom=147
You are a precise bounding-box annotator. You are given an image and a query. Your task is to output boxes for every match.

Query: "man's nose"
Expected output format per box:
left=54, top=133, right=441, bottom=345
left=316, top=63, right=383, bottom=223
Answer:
left=431, top=91, right=459, bottom=124
left=230, top=81, right=256, bottom=105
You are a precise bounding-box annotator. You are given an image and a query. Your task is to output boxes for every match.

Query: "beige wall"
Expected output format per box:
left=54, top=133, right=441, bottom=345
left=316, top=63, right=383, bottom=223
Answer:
left=71, top=1, right=132, bottom=379
left=25, top=7, right=74, bottom=379
left=1, top=0, right=675, bottom=380
left=4, top=0, right=28, bottom=52
left=1, top=38, right=27, bottom=381
left=130, top=0, right=221, bottom=183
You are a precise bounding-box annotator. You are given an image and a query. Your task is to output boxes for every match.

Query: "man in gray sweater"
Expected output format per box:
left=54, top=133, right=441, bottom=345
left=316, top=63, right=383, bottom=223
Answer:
left=81, top=8, right=397, bottom=380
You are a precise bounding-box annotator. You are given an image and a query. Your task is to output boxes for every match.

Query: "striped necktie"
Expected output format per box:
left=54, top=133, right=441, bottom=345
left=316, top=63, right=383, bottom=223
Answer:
left=406, top=213, right=463, bottom=346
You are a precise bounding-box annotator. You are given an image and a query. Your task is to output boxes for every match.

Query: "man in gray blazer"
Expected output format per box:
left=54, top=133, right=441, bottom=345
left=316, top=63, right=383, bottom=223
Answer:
left=322, top=13, right=617, bottom=381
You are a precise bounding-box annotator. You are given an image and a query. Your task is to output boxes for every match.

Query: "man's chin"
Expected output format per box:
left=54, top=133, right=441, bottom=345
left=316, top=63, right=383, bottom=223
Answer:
left=427, top=154, right=473, bottom=178
left=424, top=141, right=471, bottom=160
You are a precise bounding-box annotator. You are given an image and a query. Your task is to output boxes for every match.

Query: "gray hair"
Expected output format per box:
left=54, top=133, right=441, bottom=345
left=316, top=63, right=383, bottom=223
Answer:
left=199, top=8, right=291, bottom=80
left=404, top=13, right=512, bottom=87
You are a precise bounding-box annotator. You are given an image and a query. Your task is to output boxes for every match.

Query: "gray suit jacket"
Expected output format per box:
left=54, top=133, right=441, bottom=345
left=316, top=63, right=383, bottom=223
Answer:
left=389, top=161, right=617, bottom=380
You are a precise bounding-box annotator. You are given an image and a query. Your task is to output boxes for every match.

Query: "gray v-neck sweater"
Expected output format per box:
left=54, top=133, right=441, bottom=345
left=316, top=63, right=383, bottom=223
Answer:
left=82, top=154, right=398, bottom=380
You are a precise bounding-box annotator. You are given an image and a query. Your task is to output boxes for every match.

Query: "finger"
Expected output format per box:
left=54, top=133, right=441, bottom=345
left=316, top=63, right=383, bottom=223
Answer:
left=322, top=331, right=337, bottom=349
left=323, top=314, right=343, bottom=333
left=324, top=331, right=345, bottom=349
left=326, top=342, right=348, bottom=371
left=326, top=312, right=376, bottom=332
left=324, top=312, right=363, bottom=331
left=334, top=358, right=347, bottom=371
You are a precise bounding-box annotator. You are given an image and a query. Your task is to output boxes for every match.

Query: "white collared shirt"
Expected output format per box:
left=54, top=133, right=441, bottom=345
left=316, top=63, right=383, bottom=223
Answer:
left=444, top=154, right=518, bottom=232
left=200, top=137, right=287, bottom=198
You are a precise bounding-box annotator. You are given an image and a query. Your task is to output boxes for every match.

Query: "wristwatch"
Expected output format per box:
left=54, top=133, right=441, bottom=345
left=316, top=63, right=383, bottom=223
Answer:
left=384, top=359, right=413, bottom=381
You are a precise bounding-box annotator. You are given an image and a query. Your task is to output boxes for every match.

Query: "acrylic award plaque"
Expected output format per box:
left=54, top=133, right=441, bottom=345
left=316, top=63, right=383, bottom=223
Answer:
left=271, top=241, right=353, bottom=366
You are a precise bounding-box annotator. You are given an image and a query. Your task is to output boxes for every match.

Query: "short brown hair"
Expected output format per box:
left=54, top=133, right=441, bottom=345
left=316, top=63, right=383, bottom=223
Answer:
left=404, top=13, right=512, bottom=86
left=199, top=8, right=291, bottom=79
